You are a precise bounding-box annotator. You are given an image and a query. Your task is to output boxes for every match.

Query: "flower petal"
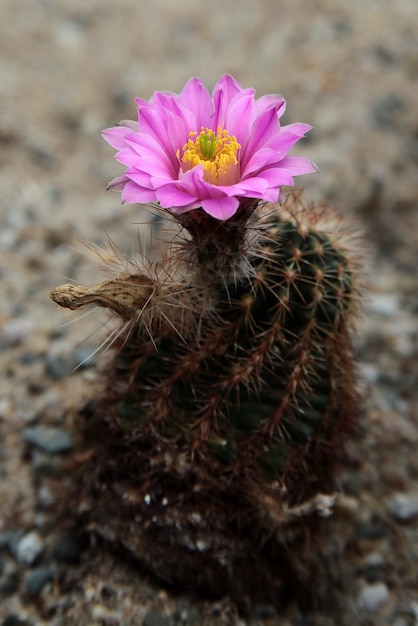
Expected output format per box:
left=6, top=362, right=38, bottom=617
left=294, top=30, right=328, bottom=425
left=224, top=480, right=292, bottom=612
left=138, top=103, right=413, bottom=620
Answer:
left=241, top=147, right=278, bottom=177
left=277, top=155, right=318, bottom=176
left=102, top=125, right=135, bottom=150
left=201, top=196, right=240, bottom=220
left=212, top=74, right=252, bottom=130
left=136, top=106, right=185, bottom=157
left=121, top=181, right=157, bottom=204
left=156, top=184, right=198, bottom=208
left=107, top=174, right=131, bottom=191
left=256, top=94, right=286, bottom=117
left=240, top=106, right=284, bottom=168
left=178, top=77, right=214, bottom=129
left=225, top=91, right=257, bottom=146
left=230, top=176, right=269, bottom=197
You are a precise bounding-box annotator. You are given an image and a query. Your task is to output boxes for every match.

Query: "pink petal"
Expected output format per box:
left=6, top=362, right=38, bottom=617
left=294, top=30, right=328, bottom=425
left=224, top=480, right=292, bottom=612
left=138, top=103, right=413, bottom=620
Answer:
left=121, top=181, right=157, bottom=204
left=126, top=154, right=174, bottom=179
left=201, top=196, right=240, bottom=220
left=178, top=77, right=214, bottom=129
left=107, top=174, right=130, bottom=191
left=124, top=170, right=153, bottom=188
left=137, top=106, right=183, bottom=157
left=122, top=135, right=178, bottom=175
left=241, top=147, right=278, bottom=177
left=277, top=155, right=318, bottom=175
left=151, top=91, right=196, bottom=132
left=240, top=106, right=283, bottom=167
left=102, top=125, right=134, bottom=150
left=118, top=119, right=139, bottom=131
left=156, top=184, right=198, bottom=208
left=230, top=176, right=269, bottom=196
left=256, top=167, right=296, bottom=187
left=124, top=133, right=174, bottom=162
left=212, top=74, right=248, bottom=130
left=256, top=94, right=286, bottom=117
left=177, top=166, right=220, bottom=199
left=265, top=123, right=313, bottom=154
left=225, top=92, right=257, bottom=146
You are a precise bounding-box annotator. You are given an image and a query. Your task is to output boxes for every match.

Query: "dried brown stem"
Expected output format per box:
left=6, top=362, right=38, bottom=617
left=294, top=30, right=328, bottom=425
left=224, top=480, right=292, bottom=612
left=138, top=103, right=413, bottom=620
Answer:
left=49, top=273, right=156, bottom=322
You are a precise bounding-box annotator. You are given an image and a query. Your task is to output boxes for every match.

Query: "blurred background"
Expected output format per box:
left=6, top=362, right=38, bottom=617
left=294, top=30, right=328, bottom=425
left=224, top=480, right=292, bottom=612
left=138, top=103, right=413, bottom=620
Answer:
left=1, top=0, right=417, bottom=623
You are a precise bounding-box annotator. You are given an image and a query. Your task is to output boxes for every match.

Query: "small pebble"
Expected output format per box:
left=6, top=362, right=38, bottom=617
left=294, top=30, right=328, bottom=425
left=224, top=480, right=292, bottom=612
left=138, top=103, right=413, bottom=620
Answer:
left=0, top=317, right=35, bottom=347
left=37, top=485, right=55, bottom=508
left=53, top=534, right=88, bottom=564
left=357, top=582, right=390, bottom=611
left=388, top=493, right=418, bottom=522
left=364, top=564, right=384, bottom=584
left=44, top=353, right=73, bottom=380
left=254, top=604, right=278, bottom=618
left=366, top=293, right=400, bottom=317
left=174, top=599, right=201, bottom=625
left=0, top=571, right=20, bottom=595
left=356, top=523, right=386, bottom=540
left=32, top=451, right=63, bottom=477
left=143, top=611, right=174, bottom=626
left=391, top=618, right=410, bottom=626
left=24, top=566, right=54, bottom=595
left=74, top=345, right=96, bottom=368
left=16, top=531, right=44, bottom=566
left=358, top=362, right=380, bottom=384
left=21, top=426, right=73, bottom=454
left=90, top=604, right=113, bottom=620
left=363, top=552, right=385, bottom=568
left=372, top=93, right=405, bottom=129
left=1, top=616, right=32, bottom=626
left=1, top=531, right=24, bottom=555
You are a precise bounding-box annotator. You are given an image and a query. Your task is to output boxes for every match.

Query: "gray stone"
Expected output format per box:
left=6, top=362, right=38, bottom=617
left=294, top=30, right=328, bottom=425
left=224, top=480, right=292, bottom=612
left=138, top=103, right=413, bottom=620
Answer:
left=366, top=293, right=400, bottom=317
left=0, top=317, right=35, bottom=347
left=74, top=345, right=96, bottom=368
left=16, top=531, right=44, bottom=566
left=357, top=582, right=389, bottom=612
left=24, top=566, right=54, bottom=595
left=0, top=571, right=20, bottom=596
left=31, top=450, right=63, bottom=477
left=53, top=534, right=87, bottom=564
left=388, top=493, right=418, bottom=522
left=410, top=602, right=418, bottom=618
left=0, top=531, right=24, bottom=556
left=372, top=92, right=405, bottom=129
left=1, top=616, right=32, bottom=626
left=143, top=612, right=174, bottom=626
left=21, top=426, right=73, bottom=454
left=44, top=353, right=73, bottom=380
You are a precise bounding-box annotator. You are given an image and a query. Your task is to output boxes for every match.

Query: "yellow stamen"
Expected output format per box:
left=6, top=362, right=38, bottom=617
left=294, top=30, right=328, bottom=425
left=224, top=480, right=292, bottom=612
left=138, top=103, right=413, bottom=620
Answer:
left=178, top=127, right=241, bottom=185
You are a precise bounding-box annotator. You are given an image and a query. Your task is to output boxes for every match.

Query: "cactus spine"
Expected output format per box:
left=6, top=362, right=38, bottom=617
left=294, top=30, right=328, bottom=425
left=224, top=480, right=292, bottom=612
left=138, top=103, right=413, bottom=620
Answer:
left=51, top=194, right=360, bottom=605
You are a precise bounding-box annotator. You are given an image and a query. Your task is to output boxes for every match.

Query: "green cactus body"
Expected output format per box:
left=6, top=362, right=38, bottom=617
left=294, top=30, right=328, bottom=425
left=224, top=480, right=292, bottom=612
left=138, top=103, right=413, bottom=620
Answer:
left=52, top=197, right=359, bottom=605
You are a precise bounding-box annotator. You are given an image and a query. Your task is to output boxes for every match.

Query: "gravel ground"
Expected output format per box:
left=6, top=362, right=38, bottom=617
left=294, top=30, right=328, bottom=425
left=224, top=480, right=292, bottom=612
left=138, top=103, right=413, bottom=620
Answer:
left=1, top=1, right=418, bottom=624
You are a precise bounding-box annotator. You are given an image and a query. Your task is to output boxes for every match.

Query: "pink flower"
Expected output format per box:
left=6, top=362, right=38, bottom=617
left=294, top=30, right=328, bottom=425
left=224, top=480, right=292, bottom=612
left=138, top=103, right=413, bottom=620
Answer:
left=102, top=75, right=317, bottom=221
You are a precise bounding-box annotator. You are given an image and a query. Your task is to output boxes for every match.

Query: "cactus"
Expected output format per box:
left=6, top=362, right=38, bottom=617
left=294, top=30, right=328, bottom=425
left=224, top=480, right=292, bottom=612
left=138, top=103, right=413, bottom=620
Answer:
left=49, top=75, right=361, bottom=606
left=50, top=195, right=360, bottom=604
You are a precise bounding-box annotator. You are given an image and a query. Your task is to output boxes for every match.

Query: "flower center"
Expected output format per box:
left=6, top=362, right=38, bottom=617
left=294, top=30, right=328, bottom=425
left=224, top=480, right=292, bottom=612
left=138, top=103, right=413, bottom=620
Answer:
left=179, top=127, right=241, bottom=185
